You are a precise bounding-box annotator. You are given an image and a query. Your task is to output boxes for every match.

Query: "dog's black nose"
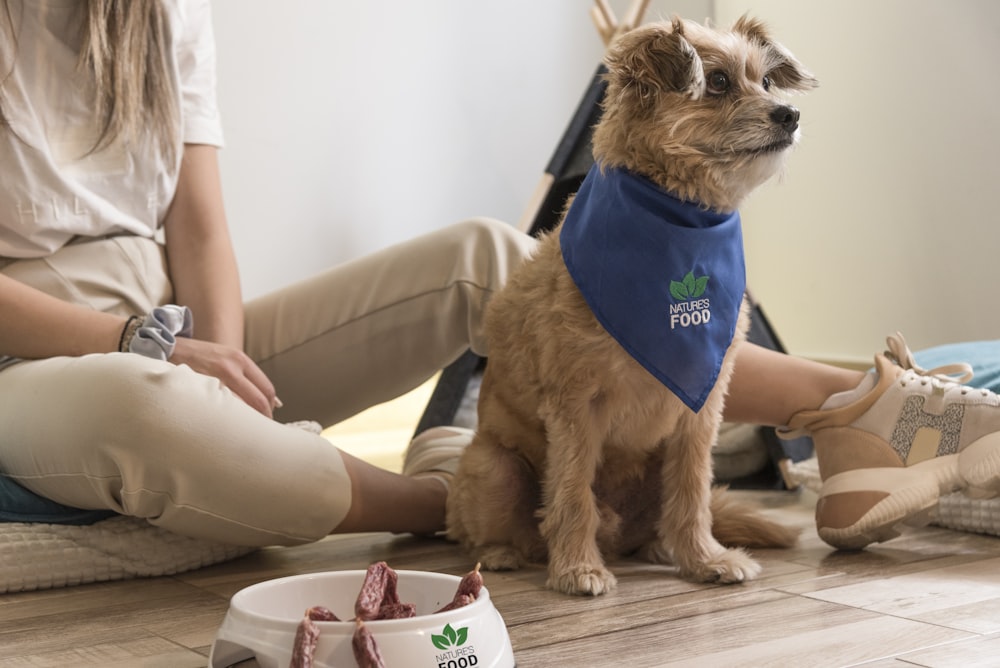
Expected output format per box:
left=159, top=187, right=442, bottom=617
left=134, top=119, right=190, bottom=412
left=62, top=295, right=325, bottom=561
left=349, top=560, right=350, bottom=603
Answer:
left=770, top=105, right=800, bottom=133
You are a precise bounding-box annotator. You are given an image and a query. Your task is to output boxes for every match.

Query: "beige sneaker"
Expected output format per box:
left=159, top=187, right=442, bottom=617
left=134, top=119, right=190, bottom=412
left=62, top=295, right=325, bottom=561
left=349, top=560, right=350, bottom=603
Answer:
left=780, top=333, right=1000, bottom=549
left=401, top=426, right=475, bottom=490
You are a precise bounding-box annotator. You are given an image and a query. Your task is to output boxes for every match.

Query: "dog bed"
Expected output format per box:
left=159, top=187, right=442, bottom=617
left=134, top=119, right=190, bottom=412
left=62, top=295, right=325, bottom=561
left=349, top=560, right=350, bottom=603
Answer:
left=0, top=515, right=256, bottom=594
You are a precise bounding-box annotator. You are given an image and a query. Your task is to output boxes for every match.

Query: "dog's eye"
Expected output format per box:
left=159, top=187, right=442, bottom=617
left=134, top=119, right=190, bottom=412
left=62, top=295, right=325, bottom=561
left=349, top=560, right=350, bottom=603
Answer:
left=707, top=71, right=730, bottom=95
left=762, top=75, right=773, bottom=91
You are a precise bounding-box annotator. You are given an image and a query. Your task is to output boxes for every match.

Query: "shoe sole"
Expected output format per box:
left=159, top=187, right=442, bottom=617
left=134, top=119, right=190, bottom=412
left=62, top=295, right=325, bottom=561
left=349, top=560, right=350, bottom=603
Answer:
left=959, top=432, right=1000, bottom=497
left=817, top=455, right=961, bottom=550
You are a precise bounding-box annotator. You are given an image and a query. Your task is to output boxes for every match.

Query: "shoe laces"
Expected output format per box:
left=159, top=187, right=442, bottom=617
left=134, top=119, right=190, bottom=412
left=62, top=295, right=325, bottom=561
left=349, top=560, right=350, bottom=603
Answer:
left=778, top=333, right=992, bottom=440
left=885, top=331, right=990, bottom=397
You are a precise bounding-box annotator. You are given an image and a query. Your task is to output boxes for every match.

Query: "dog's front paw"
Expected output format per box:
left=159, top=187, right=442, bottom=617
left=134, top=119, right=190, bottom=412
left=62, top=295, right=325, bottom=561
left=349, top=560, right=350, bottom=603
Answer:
left=684, top=548, right=761, bottom=584
left=547, top=564, right=618, bottom=596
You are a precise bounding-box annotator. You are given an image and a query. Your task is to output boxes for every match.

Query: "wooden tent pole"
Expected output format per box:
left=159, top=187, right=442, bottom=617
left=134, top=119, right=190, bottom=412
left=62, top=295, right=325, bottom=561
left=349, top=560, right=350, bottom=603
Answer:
left=592, top=0, right=651, bottom=47
left=518, top=0, right=652, bottom=232
left=621, top=0, right=652, bottom=35
left=591, top=0, right=617, bottom=46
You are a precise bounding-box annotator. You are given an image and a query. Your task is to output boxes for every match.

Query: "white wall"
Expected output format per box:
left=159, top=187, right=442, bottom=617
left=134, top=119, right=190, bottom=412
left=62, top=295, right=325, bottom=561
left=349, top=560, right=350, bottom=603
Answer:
left=715, top=0, right=1000, bottom=362
left=213, top=1, right=1000, bottom=365
left=210, top=1, right=707, bottom=292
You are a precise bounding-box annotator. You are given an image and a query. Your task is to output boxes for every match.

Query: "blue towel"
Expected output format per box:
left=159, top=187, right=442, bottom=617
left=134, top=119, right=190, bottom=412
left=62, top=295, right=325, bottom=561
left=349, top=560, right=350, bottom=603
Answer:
left=914, top=340, right=1000, bottom=393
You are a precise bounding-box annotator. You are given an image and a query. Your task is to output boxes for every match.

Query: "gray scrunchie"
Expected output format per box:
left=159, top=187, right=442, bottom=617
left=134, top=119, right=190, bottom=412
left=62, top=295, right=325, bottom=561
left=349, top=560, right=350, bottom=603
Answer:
left=129, top=305, right=194, bottom=360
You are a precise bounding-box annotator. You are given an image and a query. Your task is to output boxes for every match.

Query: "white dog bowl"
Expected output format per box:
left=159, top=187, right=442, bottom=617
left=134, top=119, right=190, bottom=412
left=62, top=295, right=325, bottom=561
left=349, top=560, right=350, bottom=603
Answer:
left=209, top=569, right=515, bottom=668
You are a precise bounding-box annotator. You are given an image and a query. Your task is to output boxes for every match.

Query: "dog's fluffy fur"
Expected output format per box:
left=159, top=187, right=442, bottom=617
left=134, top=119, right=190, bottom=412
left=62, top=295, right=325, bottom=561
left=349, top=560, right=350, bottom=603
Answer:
left=446, top=16, right=818, bottom=596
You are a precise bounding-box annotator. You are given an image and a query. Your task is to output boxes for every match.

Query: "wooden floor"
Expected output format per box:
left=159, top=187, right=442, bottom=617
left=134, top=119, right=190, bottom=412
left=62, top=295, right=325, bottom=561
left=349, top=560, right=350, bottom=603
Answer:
left=3, top=488, right=1000, bottom=667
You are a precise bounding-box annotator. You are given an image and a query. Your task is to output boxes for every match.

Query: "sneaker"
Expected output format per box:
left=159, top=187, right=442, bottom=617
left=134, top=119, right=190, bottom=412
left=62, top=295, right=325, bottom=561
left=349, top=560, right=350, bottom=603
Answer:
left=401, top=426, right=475, bottom=490
left=779, top=332, right=1000, bottom=550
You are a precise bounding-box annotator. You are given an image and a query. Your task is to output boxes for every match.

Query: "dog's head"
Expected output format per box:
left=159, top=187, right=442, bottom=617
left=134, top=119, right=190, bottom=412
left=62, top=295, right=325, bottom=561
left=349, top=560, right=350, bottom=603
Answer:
left=593, top=16, right=818, bottom=211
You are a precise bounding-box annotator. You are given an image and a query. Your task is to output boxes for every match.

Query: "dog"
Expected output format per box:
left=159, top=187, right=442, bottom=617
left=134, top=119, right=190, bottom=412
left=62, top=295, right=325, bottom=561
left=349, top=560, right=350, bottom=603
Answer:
left=446, top=16, right=818, bottom=596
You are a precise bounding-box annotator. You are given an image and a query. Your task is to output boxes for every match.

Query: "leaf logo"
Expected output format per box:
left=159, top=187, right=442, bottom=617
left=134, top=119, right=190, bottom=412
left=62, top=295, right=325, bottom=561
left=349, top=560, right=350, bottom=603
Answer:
left=431, top=623, right=469, bottom=650
left=669, top=271, right=709, bottom=301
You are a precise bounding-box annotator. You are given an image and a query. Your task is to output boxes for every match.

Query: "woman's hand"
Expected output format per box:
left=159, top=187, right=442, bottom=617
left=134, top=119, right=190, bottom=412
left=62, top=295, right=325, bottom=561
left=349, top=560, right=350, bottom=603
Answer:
left=170, top=336, right=278, bottom=418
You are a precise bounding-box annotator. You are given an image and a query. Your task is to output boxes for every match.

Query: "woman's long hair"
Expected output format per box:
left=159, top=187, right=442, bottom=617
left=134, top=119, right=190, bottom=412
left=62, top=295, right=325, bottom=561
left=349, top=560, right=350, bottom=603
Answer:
left=2, top=0, right=179, bottom=162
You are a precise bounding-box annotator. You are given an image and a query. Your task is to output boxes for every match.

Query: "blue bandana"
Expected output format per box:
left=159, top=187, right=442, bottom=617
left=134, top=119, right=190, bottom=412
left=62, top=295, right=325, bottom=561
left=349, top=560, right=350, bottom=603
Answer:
left=560, top=165, right=746, bottom=412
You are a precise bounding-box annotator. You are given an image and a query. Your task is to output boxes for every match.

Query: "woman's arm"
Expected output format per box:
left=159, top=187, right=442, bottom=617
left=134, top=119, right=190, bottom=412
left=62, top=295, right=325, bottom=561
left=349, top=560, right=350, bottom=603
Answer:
left=163, top=143, right=279, bottom=416
left=0, top=145, right=237, bottom=361
left=0, top=145, right=233, bottom=360
left=163, top=143, right=244, bottom=348
left=0, top=273, right=125, bottom=358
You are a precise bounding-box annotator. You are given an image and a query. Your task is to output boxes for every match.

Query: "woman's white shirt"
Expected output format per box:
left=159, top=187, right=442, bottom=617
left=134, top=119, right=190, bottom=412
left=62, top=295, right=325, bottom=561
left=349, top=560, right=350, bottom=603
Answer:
left=0, top=0, right=224, bottom=258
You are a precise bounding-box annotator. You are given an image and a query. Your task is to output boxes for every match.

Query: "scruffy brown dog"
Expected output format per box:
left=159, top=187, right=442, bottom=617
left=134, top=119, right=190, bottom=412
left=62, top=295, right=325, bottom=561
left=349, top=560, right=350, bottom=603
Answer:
left=447, top=16, right=818, bottom=596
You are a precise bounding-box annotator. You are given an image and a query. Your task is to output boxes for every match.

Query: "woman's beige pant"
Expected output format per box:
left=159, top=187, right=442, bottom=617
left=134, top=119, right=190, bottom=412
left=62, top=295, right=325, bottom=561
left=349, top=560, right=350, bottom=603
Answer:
left=0, top=219, right=535, bottom=545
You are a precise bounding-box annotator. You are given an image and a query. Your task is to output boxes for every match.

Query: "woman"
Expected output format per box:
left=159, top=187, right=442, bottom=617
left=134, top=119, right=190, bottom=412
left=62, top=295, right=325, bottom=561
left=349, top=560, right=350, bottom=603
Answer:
left=2, top=0, right=998, bottom=552
left=0, top=0, right=537, bottom=544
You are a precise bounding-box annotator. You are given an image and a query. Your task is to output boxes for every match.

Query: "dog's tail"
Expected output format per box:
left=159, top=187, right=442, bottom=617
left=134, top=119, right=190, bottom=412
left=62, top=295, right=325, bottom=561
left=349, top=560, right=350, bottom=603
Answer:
left=710, top=486, right=800, bottom=548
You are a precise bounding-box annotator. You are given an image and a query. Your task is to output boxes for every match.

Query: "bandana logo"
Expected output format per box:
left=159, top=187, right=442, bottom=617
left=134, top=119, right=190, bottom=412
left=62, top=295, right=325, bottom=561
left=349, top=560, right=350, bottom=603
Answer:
left=668, top=270, right=712, bottom=330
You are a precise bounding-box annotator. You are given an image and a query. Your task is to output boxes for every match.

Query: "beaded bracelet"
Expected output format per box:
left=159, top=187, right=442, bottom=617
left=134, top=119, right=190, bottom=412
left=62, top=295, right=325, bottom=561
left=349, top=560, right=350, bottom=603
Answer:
left=118, top=315, right=143, bottom=353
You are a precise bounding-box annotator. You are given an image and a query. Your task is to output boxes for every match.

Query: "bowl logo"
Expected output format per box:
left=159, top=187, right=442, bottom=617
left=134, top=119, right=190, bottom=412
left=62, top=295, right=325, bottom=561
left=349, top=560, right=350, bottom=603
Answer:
left=432, top=623, right=479, bottom=667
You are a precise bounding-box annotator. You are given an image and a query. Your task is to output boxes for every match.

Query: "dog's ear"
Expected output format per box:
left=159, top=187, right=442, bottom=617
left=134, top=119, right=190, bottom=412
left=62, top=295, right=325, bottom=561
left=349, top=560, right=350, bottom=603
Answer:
left=733, top=15, right=818, bottom=92
left=604, top=18, right=705, bottom=106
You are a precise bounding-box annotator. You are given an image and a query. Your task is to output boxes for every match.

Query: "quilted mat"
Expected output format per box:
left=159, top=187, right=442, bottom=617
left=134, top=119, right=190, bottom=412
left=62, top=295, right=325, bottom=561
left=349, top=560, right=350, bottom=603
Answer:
left=0, top=516, right=256, bottom=593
